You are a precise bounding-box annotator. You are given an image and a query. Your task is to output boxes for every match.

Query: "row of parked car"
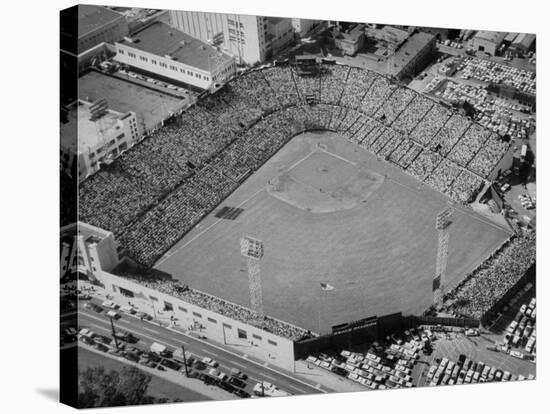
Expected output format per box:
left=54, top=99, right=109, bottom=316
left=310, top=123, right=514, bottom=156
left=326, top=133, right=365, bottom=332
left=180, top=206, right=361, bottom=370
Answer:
left=426, top=354, right=534, bottom=386
left=307, top=332, right=427, bottom=391
left=76, top=324, right=279, bottom=399
left=505, top=297, right=536, bottom=355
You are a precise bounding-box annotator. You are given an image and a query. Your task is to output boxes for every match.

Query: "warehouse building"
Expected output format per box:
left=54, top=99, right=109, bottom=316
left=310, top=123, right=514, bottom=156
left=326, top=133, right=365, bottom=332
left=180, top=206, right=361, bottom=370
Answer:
left=114, top=22, right=236, bottom=90
left=472, top=30, right=506, bottom=56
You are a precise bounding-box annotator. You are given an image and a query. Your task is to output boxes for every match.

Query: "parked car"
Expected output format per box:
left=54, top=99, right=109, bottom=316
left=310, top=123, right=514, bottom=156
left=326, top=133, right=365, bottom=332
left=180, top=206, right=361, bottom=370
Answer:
left=102, top=300, right=119, bottom=310
left=230, top=368, right=248, bottom=380
left=202, top=357, right=219, bottom=368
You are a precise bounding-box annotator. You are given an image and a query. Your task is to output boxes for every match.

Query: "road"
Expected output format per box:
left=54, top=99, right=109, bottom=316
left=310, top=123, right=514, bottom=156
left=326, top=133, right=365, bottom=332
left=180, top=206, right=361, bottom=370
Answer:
left=76, top=302, right=329, bottom=396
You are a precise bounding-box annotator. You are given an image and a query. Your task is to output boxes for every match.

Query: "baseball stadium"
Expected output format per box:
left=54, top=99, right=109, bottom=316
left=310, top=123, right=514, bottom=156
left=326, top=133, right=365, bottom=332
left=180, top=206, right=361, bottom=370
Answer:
left=80, top=61, right=536, bottom=343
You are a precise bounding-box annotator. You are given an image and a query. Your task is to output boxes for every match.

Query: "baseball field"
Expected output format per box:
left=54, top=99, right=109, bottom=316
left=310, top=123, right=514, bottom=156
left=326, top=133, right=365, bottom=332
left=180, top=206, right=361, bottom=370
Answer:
left=155, top=131, right=510, bottom=334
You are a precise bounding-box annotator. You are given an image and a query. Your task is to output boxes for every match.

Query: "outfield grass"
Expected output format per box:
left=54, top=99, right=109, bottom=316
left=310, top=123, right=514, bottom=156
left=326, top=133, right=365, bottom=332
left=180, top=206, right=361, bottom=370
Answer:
left=156, top=131, right=509, bottom=334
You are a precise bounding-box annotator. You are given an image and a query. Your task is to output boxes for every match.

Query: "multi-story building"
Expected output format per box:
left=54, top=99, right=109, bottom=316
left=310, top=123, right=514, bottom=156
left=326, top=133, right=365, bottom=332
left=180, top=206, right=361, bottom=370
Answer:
left=291, top=18, right=322, bottom=37
left=60, top=4, right=129, bottom=55
left=267, top=17, right=294, bottom=55
left=472, top=31, right=506, bottom=56
left=60, top=100, right=140, bottom=182
left=334, top=24, right=366, bottom=56
left=169, top=10, right=294, bottom=64
left=114, top=22, right=236, bottom=89
left=389, top=31, right=436, bottom=80
left=60, top=222, right=121, bottom=280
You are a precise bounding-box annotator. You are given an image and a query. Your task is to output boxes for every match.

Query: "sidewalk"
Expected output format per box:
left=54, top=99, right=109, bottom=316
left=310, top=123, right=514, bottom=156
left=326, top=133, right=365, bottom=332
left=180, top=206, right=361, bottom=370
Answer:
left=79, top=343, right=236, bottom=401
left=80, top=282, right=298, bottom=372
left=293, top=360, right=367, bottom=393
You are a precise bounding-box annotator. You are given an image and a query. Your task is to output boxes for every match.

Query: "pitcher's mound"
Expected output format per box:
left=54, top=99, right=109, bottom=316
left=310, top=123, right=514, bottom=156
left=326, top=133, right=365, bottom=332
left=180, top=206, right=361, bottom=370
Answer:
left=267, top=150, right=385, bottom=213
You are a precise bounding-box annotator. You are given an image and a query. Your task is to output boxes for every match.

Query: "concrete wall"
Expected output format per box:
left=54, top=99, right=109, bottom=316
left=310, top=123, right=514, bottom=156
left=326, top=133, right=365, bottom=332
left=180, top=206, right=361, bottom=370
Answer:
left=96, top=271, right=296, bottom=370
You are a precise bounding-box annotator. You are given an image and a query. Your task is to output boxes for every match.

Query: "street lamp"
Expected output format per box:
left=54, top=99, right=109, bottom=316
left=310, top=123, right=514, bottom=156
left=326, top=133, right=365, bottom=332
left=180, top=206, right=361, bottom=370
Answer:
left=181, top=345, right=189, bottom=377
left=109, top=316, right=120, bottom=350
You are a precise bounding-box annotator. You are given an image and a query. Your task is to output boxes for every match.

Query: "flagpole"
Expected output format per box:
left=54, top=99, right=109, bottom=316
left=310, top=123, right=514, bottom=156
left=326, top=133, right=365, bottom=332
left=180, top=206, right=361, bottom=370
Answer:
left=318, top=286, right=322, bottom=335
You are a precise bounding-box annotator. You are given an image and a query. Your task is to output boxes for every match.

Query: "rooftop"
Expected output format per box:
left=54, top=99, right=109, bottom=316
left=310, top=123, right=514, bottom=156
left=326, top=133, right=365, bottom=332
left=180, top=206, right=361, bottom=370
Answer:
left=78, top=70, right=185, bottom=132
left=60, top=221, right=112, bottom=242
left=391, top=31, right=435, bottom=75
left=474, top=30, right=507, bottom=45
left=77, top=4, right=124, bottom=37
left=118, top=22, right=233, bottom=72
left=60, top=100, right=126, bottom=154
left=512, top=33, right=536, bottom=49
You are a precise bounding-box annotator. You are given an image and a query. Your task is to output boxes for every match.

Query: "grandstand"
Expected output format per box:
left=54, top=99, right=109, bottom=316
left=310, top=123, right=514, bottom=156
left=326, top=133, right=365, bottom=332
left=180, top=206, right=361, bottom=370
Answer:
left=79, top=62, right=534, bottom=335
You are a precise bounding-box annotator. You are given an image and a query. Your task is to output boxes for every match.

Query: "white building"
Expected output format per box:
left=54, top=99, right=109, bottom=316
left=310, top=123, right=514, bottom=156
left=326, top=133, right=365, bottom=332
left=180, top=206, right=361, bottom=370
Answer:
left=114, top=22, right=236, bottom=89
left=169, top=10, right=294, bottom=65
left=291, top=18, right=321, bottom=37
left=60, top=222, right=121, bottom=280
left=60, top=100, right=140, bottom=182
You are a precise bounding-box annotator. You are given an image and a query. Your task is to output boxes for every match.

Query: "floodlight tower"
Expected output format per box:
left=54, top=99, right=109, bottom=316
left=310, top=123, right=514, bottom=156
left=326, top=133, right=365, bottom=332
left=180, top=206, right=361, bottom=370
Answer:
left=240, top=236, right=265, bottom=317
left=433, top=207, right=453, bottom=309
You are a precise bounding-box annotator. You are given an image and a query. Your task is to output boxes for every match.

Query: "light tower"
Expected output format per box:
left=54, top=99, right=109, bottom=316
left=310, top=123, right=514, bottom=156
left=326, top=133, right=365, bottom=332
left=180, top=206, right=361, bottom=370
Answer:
left=240, top=235, right=264, bottom=317
left=433, top=207, right=453, bottom=309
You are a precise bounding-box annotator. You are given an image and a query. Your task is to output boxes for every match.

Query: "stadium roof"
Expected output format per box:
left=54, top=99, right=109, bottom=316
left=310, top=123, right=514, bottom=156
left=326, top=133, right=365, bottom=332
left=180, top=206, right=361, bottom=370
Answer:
left=77, top=5, right=125, bottom=37
left=118, top=22, right=234, bottom=72
left=474, top=30, right=507, bottom=45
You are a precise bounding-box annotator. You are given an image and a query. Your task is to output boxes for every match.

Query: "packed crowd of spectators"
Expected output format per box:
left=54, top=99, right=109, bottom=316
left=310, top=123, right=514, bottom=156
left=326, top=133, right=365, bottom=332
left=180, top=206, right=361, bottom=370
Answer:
left=80, top=63, right=514, bottom=323
left=442, top=231, right=536, bottom=319
left=374, top=87, right=416, bottom=126
left=447, top=124, right=492, bottom=167
left=392, top=95, right=434, bottom=136
left=127, top=277, right=309, bottom=341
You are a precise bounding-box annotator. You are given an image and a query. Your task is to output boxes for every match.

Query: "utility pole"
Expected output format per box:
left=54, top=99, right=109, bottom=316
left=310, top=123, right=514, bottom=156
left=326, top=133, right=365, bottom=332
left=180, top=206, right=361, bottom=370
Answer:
left=109, top=316, right=119, bottom=350
left=181, top=345, right=189, bottom=377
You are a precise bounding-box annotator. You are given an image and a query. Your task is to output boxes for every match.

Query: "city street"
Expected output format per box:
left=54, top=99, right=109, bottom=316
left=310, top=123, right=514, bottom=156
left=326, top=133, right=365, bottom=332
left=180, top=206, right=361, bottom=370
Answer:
left=76, top=301, right=330, bottom=396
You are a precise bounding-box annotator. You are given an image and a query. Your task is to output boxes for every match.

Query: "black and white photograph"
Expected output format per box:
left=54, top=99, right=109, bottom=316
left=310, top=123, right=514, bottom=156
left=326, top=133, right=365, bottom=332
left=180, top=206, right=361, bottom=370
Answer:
left=56, top=1, right=542, bottom=409
left=3, top=0, right=546, bottom=412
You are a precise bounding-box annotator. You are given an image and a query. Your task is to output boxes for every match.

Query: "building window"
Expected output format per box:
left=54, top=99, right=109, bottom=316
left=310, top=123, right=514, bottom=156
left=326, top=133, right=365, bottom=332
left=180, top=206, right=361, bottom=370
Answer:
left=116, top=133, right=125, bottom=141
left=151, top=59, right=157, bottom=65
left=149, top=295, right=158, bottom=301
left=164, top=301, right=173, bottom=311
left=178, top=306, right=187, bottom=312
left=237, top=329, right=247, bottom=339
left=207, top=317, right=217, bottom=324
left=192, top=312, right=202, bottom=318
left=267, top=339, right=278, bottom=346
left=252, top=334, right=262, bottom=340
left=118, top=49, right=124, bottom=54
left=222, top=323, right=232, bottom=329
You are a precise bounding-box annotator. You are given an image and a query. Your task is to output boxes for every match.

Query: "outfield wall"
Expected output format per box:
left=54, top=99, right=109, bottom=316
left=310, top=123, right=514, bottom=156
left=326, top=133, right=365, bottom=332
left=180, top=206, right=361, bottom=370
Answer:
left=95, top=270, right=297, bottom=371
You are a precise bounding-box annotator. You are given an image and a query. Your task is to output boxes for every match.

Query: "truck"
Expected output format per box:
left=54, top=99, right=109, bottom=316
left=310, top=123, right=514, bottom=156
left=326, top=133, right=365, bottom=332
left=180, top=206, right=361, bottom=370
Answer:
left=150, top=342, right=173, bottom=358
left=253, top=382, right=291, bottom=397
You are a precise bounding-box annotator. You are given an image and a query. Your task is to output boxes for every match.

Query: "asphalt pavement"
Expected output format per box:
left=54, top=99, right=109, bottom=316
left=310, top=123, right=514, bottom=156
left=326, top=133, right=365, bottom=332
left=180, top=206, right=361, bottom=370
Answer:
left=77, top=302, right=330, bottom=396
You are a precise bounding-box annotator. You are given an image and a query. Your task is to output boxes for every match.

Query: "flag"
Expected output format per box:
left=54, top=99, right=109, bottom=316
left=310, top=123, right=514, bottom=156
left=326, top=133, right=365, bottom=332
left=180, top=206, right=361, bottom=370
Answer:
left=320, top=283, right=335, bottom=291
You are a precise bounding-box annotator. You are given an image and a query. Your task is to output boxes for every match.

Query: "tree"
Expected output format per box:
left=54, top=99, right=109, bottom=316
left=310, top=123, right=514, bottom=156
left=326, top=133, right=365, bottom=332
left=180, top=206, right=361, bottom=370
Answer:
left=78, top=366, right=152, bottom=408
